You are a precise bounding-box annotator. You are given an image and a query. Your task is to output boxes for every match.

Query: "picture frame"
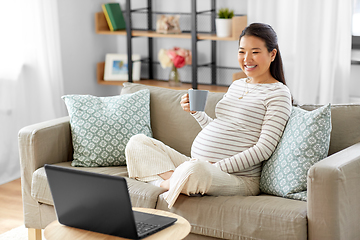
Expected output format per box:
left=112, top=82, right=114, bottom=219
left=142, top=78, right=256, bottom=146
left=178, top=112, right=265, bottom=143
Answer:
left=104, top=54, right=141, bottom=81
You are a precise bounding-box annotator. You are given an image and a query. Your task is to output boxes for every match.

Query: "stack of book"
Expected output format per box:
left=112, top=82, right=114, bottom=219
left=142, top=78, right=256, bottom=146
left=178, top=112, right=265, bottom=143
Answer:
left=102, top=3, right=126, bottom=31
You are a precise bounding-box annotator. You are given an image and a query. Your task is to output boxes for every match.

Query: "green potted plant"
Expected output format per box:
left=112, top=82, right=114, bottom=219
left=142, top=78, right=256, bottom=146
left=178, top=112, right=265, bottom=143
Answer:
left=215, top=8, right=234, bottom=38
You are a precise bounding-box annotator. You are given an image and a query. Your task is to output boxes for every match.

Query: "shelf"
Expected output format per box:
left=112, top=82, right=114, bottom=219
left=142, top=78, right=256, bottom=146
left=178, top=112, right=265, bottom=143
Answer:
left=132, top=31, right=191, bottom=39
left=97, top=62, right=127, bottom=85
left=97, top=62, right=228, bottom=92
left=198, top=33, right=236, bottom=41
left=95, top=1, right=247, bottom=89
left=95, top=12, right=245, bottom=41
left=95, top=12, right=125, bottom=35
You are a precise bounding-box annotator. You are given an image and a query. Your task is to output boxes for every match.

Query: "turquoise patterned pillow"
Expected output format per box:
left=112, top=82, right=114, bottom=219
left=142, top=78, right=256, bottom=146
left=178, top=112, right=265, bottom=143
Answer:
left=260, top=104, right=332, bottom=201
left=62, top=89, right=152, bottom=167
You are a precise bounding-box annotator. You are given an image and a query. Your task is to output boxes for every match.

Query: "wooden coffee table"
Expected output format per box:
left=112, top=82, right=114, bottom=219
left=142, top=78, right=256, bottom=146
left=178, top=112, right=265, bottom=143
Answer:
left=44, top=207, right=191, bottom=240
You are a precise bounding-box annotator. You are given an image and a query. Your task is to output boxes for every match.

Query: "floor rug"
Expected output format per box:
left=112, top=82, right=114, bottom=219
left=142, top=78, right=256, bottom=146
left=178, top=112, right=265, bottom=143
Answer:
left=0, top=225, right=45, bottom=240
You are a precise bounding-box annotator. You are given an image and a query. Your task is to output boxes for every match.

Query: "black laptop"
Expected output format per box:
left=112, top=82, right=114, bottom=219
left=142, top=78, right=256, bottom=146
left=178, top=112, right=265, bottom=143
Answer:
left=44, top=164, right=177, bottom=239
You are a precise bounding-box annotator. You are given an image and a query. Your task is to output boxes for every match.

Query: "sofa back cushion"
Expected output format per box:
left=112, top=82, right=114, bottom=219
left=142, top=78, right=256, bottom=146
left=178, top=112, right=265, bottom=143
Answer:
left=121, top=83, right=224, bottom=157
left=121, top=83, right=360, bottom=157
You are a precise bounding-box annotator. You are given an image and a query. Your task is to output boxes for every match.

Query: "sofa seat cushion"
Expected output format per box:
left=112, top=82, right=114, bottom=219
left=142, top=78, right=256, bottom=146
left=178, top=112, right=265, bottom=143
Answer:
left=31, top=161, right=166, bottom=208
left=156, top=193, right=307, bottom=240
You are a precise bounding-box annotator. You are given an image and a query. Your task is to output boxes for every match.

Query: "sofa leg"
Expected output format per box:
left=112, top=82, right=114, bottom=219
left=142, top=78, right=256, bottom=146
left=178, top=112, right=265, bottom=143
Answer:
left=28, top=228, right=42, bottom=240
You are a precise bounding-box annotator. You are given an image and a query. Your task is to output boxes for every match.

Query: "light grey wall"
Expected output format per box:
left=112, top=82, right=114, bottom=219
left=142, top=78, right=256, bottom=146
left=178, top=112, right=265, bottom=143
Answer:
left=57, top=0, right=121, bottom=96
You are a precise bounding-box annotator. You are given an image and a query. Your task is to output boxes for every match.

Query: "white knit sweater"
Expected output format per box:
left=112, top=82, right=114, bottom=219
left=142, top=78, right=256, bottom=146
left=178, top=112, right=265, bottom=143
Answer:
left=191, top=78, right=292, bottom=177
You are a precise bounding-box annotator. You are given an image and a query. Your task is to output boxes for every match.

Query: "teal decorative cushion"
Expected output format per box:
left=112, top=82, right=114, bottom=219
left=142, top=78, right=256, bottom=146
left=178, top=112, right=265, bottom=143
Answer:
left=260, top=104, right=332, bottom=201
left=62, top=89, right=152, bottom=167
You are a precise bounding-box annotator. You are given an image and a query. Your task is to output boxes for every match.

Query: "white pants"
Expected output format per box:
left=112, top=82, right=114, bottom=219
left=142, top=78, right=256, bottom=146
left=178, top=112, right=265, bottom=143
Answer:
left=125, top=134, right=260, bottom=208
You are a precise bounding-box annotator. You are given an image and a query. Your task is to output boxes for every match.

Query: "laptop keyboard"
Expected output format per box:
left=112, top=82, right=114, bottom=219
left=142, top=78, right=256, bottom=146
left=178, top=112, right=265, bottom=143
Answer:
left=136, top=222, right=159, bottom=235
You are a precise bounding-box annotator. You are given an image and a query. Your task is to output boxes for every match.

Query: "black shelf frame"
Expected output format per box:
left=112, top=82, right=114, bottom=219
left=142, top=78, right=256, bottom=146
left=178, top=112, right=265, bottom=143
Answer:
left=125, top=0, right=133, bottom=82
left=125, top=0, right=221, bottom=89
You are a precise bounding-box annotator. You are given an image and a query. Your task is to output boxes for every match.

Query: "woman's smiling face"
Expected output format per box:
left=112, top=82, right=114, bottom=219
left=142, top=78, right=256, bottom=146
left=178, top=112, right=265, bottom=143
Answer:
left=238, top=35, right=277, bottom=82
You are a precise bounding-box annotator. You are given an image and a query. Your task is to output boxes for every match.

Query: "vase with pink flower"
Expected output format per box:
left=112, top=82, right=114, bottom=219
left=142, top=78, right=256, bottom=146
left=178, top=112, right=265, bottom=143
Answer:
left=158, top=47, right=192, bottom=87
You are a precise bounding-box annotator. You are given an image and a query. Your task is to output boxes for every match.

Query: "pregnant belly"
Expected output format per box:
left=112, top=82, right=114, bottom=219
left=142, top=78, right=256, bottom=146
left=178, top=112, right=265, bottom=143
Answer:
left=191, top=121, right=258, bottom=162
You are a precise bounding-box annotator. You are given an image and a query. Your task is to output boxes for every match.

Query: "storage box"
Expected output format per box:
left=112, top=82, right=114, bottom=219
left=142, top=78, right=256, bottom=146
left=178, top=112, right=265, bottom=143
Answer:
left=232, top=16, right=247, bottom=40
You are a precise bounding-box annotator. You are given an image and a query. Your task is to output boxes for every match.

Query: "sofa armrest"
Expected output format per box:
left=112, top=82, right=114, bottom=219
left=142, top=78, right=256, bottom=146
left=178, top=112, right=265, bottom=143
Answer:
left=307, top=142, right=360, bottom=240
left=18, top=116, right=73, bottom=228
left=18, top=116, right=73, bottom=171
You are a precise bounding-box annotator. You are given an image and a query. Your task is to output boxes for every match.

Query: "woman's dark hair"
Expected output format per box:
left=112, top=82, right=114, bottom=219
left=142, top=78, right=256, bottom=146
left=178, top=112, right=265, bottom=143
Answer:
left=239, top=23, right=287, bottom=86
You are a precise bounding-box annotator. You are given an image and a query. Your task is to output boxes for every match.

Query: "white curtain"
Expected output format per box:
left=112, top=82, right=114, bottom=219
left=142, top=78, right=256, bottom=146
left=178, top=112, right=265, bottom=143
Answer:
left=247, top=0, right=352, bottom=104
left=0, top=0, right=66, bottom=185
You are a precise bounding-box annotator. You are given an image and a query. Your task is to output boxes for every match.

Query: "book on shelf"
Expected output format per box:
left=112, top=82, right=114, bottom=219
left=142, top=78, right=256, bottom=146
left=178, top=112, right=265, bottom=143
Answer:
left=102, top=3, right=126, bottom=31
left=101, top=4, right=114, bottom=31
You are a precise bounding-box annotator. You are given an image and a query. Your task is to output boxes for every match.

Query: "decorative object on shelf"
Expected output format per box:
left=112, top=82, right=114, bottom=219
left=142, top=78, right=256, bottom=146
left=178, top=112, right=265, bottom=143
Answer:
left=158, top=47, right=192, bottom=87
left=156, top=15, right=181, bottom=34
left=215, top=8, right=234, bottom=38
left=102, top=3, right=126, bottom=31
left=104, top=54, right=141, bottom=81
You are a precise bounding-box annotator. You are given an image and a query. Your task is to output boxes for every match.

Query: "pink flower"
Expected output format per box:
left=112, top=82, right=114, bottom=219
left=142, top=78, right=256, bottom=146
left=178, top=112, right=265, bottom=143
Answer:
left=178, top=48, right=192, bottom=65
left=176, top=48, right=187, bottom=57
left=167, top=49, right=177, bottom=60
left=173, top=55, right=185, bottom=68
left=158, top=47, right=191, bottom=69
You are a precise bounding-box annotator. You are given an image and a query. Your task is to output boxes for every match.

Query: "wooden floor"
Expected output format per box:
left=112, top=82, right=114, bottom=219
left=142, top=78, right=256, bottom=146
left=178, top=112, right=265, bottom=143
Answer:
left=0, top=178, right=24, bottom=234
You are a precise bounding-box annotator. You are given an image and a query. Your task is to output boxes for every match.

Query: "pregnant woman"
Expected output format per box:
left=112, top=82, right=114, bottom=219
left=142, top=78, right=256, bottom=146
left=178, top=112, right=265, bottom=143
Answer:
left=125, top=23, right=292, bottom=208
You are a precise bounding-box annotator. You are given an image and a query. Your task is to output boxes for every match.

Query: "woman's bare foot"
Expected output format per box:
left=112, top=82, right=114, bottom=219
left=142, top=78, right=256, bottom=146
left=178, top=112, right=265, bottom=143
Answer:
left=160, top=179, right=170, bottom=190
left=158, top=170, right=174, bottom=190
left=158, top=170, right=174, bottom=180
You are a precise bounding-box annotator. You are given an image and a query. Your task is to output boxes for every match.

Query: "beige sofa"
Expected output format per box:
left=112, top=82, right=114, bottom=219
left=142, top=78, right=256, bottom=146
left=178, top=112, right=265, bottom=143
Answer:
left=19, top=83, right=360, bottom=240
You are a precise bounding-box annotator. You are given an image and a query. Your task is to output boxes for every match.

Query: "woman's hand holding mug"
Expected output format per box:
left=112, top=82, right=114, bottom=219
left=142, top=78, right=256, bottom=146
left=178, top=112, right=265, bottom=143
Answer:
left=180, top=91, right=196, bottom=114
